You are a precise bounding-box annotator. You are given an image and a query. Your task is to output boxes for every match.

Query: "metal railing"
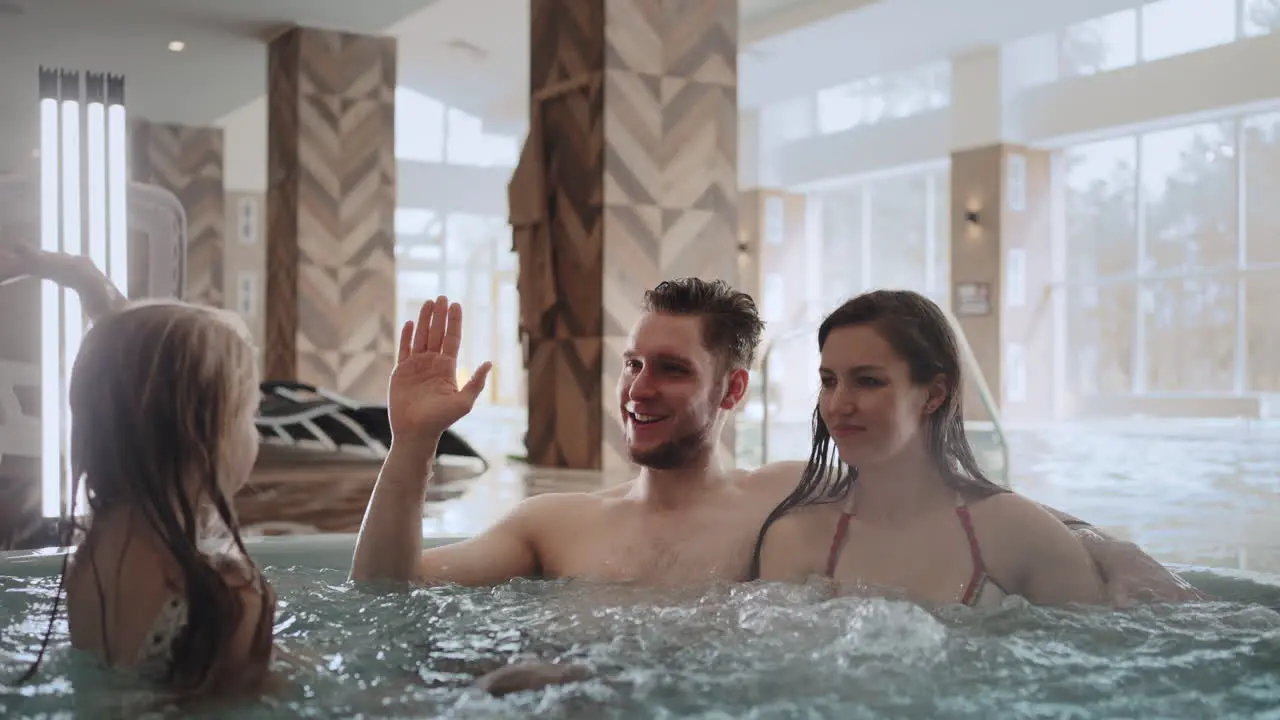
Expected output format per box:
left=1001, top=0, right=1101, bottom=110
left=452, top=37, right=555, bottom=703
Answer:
left=751, top=310, right=1012, bottom=487
left=756, top=324, right=818, bottom=465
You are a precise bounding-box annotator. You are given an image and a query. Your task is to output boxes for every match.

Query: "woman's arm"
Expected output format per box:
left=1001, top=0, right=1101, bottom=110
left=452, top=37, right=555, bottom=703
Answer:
left=1036, top=502, right=1208, bottom=605
left=979, top=495, right=1106, bottom=606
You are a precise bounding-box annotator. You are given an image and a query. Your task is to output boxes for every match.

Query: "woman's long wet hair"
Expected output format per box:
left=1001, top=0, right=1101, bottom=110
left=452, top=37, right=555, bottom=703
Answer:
left=17, top=301, right=273, bottom=693
left=749, top=289, right=1009, bottom=579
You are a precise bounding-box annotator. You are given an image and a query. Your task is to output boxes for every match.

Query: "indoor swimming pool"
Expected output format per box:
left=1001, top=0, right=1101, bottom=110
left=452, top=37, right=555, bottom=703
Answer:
left=2, top=533, right=1279, bottom=719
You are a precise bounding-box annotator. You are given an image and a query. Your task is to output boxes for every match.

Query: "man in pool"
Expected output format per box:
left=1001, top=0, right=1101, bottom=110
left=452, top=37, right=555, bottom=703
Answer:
left=0, top=243, right=1185, bottom=607
left=352, top=279, right=1202, bottom=694
left=350, top=278, right=1202, bottom=597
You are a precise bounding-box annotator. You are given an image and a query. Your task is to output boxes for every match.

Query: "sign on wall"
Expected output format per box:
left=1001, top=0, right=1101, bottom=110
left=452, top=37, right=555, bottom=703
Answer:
left=955, top=282, right=992, bottom=316
left=236, top=270, right=259, bottom=319
left=237, top=196, right=259, bottom=245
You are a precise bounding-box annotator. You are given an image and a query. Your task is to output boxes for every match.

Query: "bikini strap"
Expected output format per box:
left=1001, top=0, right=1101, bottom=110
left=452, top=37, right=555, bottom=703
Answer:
left=953, top=495, right=988, bottom=605
left=824, top=510, right=854, bottom=577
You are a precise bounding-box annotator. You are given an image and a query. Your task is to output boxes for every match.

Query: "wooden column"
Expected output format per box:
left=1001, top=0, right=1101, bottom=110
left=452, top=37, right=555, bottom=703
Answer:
left=131, top=121, right=226, bottom=307
left=264, top=27, right=398, bottom=401
left=524, top=0, right=740, bottom=471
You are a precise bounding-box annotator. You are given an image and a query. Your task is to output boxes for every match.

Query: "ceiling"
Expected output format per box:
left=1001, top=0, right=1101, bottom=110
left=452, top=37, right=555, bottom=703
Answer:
left=0, top=0, right=1151, bottom=171
left=0, top=0, right=441, bottom=124
left=0, top=0, right=844, bottom=132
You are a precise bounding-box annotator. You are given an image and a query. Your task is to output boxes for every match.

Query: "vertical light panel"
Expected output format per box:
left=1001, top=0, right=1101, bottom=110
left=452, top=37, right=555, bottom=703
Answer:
left=37, top=68, right=127, bottom=519
left=59, top=74, right=84, bottom=519
left=86, top=80, right=107, bottom=273
left=106, top=76, right=128, bottom=295
left=80, top=74, right=111, bottom=515
left=37, top=69, right=61, bottom=518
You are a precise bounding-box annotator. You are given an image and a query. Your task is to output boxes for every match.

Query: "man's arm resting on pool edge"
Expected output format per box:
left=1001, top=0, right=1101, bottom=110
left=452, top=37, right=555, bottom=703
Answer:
left=350, top=439, right=540, bottom=586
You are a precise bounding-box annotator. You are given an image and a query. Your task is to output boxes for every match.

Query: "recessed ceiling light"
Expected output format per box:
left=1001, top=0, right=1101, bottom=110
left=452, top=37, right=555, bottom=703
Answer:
left=168, top=40, right=185, bottom=52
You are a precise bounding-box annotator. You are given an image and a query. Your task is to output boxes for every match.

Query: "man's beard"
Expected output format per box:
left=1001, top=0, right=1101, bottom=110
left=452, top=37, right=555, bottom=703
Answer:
left=627, top=416, right=715, bottom=470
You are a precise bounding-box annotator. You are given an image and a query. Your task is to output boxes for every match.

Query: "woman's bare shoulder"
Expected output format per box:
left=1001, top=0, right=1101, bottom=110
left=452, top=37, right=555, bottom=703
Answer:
left=966, top=491, right=1063, bottom=529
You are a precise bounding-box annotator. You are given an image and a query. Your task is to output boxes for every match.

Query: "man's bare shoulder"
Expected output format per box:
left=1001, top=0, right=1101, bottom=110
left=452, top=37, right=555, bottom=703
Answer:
left=738, top=461, right=806, bottom=498
left=591, top=481, right=635, bottom=499
left=497, top=486, right=622, bottom=533
left=512, top=488, right=613, bottom=516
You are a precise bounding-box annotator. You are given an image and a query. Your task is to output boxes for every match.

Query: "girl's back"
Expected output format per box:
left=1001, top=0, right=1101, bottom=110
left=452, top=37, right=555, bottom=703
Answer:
left=66, top=509, right=190, bottom=675
left=24, top=299, right=276, bottom=698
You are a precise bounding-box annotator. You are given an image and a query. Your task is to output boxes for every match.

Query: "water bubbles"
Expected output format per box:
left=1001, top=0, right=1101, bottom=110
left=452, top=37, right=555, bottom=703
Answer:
left=4, top=566, right=1280, bottom=718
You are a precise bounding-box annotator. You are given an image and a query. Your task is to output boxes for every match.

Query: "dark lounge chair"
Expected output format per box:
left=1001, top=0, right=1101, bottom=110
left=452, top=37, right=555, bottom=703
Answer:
left=256, top=380, right=489, bottom=474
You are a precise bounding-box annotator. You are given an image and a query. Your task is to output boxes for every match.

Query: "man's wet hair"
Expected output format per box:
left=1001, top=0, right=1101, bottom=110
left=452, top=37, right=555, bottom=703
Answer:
left=642, top=278, right=765, bottom=370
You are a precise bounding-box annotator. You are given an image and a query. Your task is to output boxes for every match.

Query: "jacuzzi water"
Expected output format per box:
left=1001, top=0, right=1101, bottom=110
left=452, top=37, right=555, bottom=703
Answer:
left=2, top=536, right=1279, bottom=719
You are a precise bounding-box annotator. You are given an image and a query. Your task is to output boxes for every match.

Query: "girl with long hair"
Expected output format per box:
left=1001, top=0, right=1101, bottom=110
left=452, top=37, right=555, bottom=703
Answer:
left=4, top=244, right=276, bottom=696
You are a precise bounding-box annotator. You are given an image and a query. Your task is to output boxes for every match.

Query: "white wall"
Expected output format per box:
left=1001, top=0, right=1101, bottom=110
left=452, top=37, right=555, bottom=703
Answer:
left=218, top=97, right=268, bottom=193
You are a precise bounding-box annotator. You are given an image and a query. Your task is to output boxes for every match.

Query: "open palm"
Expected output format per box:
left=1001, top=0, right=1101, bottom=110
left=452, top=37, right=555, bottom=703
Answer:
left=388, top=295, right=492, bottom=439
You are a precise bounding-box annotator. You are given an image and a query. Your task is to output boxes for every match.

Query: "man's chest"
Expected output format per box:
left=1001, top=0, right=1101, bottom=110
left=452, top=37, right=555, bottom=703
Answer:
left=540, top=512, right=759, bottom=586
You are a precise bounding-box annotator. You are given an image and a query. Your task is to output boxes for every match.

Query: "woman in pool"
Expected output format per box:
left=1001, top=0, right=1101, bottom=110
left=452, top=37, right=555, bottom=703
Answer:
left=6, top=245, right=277, bottom=697
left=751, top=289, right=1104, bottom=607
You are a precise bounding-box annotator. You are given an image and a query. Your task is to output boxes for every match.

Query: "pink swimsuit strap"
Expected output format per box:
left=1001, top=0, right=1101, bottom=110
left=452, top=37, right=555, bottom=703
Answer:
left=823, top=498, right=992, bottom=606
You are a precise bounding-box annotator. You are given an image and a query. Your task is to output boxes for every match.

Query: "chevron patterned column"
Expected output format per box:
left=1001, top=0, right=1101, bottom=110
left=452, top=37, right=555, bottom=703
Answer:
left=527, top=0, right=739, bottom=472
left=264, top=27, right=397, bottom=402
left=131, top=121, right=225, bottom=307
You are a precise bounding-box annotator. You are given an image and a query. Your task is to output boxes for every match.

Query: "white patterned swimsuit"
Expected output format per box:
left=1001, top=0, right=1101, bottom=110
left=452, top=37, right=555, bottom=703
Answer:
left=133, top=595, right=189, bottom=679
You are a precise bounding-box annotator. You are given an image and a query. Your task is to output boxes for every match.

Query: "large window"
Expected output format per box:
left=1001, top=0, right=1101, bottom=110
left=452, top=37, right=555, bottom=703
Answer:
left=1243, top=112, right=1280, bottom=392
left=396, top=211, right=521, bottom=407
left=1063, top=137, right=1139, bottom=396
left=392, top=87, right=521, bottom=410
left=1060, top=109, right=1280, bottom=406
left=815, top=62, right=951, bottom=135
left=1011, top=0, right=1250, bottom=86
left=812, top=165, right=951, bottom=309
left=1060, top=9, right=1139, bottom=78
left=1141, top=122, right=1239, bottom=393
left=395, top=87, right=518, bottom=168
left=1244, top=0, right=1280, bottom=36
left=753, top=168, right=950, bottom=463
left=1140, top=0, right=1237, bottom=61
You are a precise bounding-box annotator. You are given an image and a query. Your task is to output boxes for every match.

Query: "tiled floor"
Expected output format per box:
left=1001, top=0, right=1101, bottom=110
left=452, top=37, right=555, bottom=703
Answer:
left=434, top=408, right=1280, bottom=576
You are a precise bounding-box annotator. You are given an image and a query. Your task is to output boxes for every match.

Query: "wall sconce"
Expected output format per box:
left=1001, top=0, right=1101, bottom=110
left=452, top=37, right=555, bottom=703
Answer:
left=963, top=206, right=982, bottom=242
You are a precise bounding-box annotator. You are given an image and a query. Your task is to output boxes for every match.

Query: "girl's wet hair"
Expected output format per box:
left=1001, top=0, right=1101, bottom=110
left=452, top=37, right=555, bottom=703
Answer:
left=749, top=289, right=1009, bottom=579
left=18, top=300, right=273, bottom=693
